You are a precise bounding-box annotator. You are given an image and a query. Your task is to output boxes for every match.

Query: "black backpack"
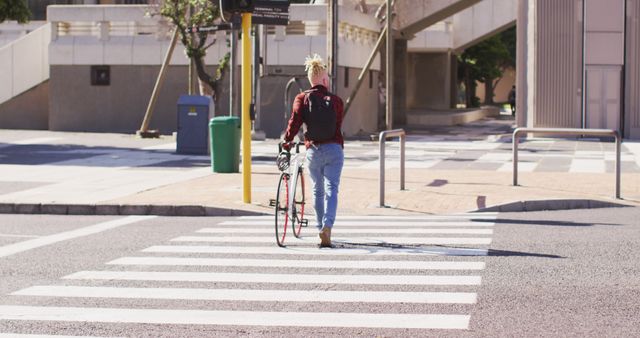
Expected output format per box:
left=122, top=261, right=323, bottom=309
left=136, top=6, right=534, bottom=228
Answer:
left=302, top=90, right=337, bottom=142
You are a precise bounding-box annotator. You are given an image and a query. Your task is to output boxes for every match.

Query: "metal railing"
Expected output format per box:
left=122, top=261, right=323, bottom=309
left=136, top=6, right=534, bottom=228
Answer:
left=512, top=127, right=621, bottom=199
left=379, top=129, right=406, bottom=207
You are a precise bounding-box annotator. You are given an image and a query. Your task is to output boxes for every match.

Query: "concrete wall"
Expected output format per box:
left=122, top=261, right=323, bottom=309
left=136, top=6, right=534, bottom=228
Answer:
left=339, top=67, right=382, bottom=137
left=392, top=40, right=408, bottom=126
left=0, top=23, right=50, bottom=106
left=49, top=65, right=189, bottom=133
left=584, top=0, right=625, bottom=131
left=0, top=81, right=49, bottom=130
left=515, top=0, right=529, bottom=127
left=453, top=0, right=517, bottom=51
left=533, top=0, right=583, bottom=128
left=407, top=21, right=453, bottom=52
left=519, top=0, right=630, bottom=133
left=47, top=5, right=381, bottom=71
left=48, top=64, right=380, bottom=137
left=0, top=21, right=46, bottom=48
left=40, top=4, right=382, bottom=136
left=626, top=0, right=640, bottom=139
left=395, top=0, right=482, bottom=36
left=258, top=65, right=380, bottom=139
left=407, top=52, right=453, bottom=110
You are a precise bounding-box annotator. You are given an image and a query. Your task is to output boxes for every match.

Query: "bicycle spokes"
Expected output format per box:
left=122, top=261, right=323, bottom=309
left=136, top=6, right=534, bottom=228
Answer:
left=292, top=170, right=306, bottom=238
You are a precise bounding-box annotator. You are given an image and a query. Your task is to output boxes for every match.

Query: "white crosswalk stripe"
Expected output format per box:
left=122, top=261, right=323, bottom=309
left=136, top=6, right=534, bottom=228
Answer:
left=14, top=286, right=477, bottom=304
left=171, top=235, right=493, bottom=245
left=141, top=245, right=489, bottom=256
left=0, top=334, right=113, bottom=338
left=196, top=227, right=494, bottom=234
left=0, top=306, right=471, bottom=329
left=106, top=256, right=486, bottom=270
left=0, top=213, right=496, bottom=334
left=63, top=270, right=483, bottom=285
left=219, top=220, right=495, bottom=227
left=238, top=214, right=497, bottom=221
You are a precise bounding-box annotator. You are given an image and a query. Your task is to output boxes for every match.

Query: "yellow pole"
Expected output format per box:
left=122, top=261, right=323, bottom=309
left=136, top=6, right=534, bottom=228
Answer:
left=242, top=13, right=252, bottom=203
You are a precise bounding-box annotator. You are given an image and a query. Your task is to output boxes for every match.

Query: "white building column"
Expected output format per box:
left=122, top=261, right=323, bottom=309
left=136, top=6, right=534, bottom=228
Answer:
left=516, top=0, right=535, bottom=128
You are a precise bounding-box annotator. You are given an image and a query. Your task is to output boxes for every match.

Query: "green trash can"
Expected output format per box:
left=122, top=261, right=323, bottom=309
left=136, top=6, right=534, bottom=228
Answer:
left=209, top=116, right=241, bottom=173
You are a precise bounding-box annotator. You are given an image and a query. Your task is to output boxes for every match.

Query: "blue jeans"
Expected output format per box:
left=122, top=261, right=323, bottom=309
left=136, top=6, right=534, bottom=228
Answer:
left=305, top=143, right=344, bottom=230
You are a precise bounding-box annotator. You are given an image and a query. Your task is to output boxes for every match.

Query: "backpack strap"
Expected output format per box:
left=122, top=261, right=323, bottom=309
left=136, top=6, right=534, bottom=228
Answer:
left=301, top=90, right=313, bottom=120
left=302, top=88, right=335, bottom=120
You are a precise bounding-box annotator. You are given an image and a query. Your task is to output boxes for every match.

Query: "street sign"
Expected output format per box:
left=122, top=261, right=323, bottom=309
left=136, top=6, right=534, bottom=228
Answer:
left=252, top=0, right=290, bottom=26
left=189, top=23, right=233, bottom=33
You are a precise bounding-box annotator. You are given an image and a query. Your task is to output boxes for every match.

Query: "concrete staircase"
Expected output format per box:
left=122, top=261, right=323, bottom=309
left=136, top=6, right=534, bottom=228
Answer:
left=406, top=0, right=516, bottom=52
left=0, top=23, right=50, bottom=129
left=452, top=0, right=516, bottom=51
left=0, top=22, right=50, bottom=106
left=395, top=0, right=482, bottom=38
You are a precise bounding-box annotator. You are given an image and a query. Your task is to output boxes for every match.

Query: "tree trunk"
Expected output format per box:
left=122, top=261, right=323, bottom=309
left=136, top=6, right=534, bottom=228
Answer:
left=464, top=65, right=473, bottom=108
left=484, top=78, right=495, bottom=105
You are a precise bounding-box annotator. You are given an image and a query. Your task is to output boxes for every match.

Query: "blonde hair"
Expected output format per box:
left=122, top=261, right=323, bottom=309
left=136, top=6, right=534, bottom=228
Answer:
left=304, top=54, right=327, bottom=84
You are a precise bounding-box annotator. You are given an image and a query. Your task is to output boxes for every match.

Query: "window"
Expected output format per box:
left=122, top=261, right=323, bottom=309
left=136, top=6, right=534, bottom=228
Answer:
left=91, top=66, right=110, bottom=86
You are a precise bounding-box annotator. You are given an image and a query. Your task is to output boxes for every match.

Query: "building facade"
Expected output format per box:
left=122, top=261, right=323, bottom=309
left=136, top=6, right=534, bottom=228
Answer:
left=2, top=1, right=639, bottom=139
left=517, top=0, right=640, bottom=139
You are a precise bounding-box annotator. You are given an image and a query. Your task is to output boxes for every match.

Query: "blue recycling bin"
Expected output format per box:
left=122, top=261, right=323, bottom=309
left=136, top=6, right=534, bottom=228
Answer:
left=176, top=95, right=214, bottom=155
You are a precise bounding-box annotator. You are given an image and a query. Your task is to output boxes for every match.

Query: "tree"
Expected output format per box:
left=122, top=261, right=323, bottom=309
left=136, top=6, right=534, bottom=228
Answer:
left=159, top=0, right=230, bottom=103
left=0, top=0, right=31, bottom=24
left=459, top=26, right=516, bottom=106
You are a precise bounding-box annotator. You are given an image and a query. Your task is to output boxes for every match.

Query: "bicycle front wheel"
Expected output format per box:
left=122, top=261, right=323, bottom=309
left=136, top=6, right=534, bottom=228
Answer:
left=292, top=170, right=305, bottom=238
left=274, top=172, right=289, bottom=247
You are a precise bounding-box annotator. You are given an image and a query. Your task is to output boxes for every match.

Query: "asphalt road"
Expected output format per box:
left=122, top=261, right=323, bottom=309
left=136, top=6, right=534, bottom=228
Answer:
left=473, top=207, right=640, bottom=337
left=0, top=208, right=637, bottom=337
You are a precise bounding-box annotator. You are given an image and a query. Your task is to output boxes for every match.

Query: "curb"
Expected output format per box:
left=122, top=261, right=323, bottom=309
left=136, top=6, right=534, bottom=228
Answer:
left=476, top=199, right=631, bottom=213
left=0, top=199, right=632, bottom=217
left=0, top=203, right=268, bottom=217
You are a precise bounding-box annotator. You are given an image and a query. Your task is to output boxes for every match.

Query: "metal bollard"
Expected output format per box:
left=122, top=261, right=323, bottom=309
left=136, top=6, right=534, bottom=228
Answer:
left=379, top=129, right=406, bottom=207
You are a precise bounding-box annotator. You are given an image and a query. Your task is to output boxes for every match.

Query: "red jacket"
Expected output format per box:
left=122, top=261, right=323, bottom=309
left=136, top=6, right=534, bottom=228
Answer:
left=283, top=85, right=344, bottom=148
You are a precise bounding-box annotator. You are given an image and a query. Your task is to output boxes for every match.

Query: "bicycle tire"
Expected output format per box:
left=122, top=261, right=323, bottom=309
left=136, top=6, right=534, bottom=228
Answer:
left=292, top=169, right=305, bottom=238
left=274, top=172, right=289, bottom=247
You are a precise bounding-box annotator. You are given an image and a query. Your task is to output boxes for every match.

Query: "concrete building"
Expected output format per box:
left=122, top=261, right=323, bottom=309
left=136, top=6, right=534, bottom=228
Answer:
left=1, top=1, right=638, bottom=139
left=1, top=3, right=383, bottom=138
left=517, top=0, right=639, bottom=139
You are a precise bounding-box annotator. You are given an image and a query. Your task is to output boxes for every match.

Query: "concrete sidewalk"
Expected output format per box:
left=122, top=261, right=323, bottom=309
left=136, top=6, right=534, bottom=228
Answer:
left=0, top=120, right=638, bottom=217
left=105, top=166, right=639, bottom=216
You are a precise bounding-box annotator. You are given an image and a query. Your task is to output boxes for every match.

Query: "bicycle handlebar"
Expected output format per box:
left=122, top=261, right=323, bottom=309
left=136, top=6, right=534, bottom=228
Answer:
left=279, top=141, right=304, bottom=154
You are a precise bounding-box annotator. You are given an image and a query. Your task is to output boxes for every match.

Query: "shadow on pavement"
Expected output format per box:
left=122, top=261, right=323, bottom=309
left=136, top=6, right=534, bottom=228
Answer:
left=487, top=248, right=564, bottom=258
left=329, top=241, right=564, bottom=259
left=0, top=143, right=274, bottom=168
left=491, top=218, right=620, bottom=227
left=331, top=242, right=488, bottom=256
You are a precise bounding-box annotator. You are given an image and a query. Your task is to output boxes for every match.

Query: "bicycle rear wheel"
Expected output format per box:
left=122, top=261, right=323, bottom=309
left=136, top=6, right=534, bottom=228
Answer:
left=274, top=172, right=289, bottom=247
left=292, top=170, right=305, bottom=238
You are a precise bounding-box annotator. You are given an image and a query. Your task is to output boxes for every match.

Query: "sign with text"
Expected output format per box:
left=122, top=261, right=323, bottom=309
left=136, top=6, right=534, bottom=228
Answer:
left=252, top=0, right=290, bottom=26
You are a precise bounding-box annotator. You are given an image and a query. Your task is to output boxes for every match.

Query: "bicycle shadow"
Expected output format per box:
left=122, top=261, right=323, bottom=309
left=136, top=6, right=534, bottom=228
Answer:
left=325, top=241, right=563, bottom=258
left=327, top=241, right=488, bottom=256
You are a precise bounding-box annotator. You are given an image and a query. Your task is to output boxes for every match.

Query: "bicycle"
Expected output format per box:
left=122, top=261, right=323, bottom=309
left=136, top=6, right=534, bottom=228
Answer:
left=270, top=141, right=308, bottom=247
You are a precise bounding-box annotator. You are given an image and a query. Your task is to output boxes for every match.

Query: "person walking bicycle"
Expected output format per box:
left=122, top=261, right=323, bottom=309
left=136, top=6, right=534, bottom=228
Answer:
left=282, top=54, right=344, bottom=248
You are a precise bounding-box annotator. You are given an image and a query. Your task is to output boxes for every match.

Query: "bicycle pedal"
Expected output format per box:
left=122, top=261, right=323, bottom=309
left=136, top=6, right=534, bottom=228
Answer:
left=269, top=199, right=276, bottom=207
left=301, top=219, right=309, bottom=227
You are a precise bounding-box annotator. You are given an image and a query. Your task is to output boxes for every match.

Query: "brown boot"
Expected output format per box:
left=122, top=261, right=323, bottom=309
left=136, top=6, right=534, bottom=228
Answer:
left=319, top=227, right=332, bottom=248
